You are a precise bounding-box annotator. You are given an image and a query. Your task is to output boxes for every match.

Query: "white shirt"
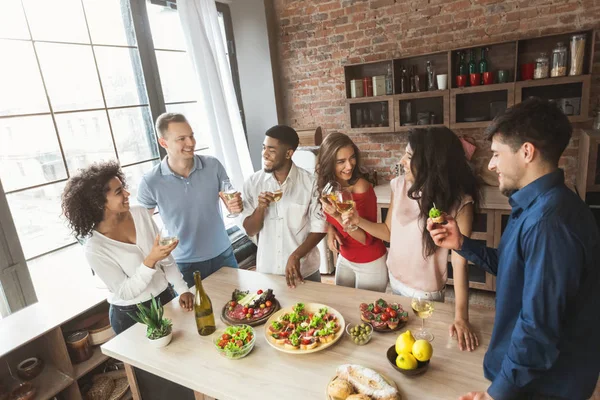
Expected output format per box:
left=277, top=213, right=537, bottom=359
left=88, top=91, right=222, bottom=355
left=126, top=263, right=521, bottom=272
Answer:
left=85, top=206, right=189, bottom=306
left=241, top=163, right=327, bottom=277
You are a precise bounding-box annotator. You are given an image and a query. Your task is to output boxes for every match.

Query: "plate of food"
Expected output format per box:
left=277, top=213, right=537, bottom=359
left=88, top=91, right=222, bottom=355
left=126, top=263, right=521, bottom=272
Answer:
left=359, top=299, right=408, bottom=333
left=326, top=364, right=400, bottom=400
left=221, top=288, right=280, bottom=327
left=264, top=302, right=345, bottom=354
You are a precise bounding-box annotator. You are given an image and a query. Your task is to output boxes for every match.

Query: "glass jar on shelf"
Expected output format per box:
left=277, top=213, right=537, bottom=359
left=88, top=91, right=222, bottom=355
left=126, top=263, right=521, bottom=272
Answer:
left=551, top=42, right=567, bottom=77
left=569, top=34, right=586, bottom=76
left=534, top=52, right=549, bottom=79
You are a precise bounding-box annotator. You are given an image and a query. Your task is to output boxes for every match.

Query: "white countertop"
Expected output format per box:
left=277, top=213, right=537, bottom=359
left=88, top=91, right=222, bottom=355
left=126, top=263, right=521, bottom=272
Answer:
left=102, top=268, right=495, bottom=400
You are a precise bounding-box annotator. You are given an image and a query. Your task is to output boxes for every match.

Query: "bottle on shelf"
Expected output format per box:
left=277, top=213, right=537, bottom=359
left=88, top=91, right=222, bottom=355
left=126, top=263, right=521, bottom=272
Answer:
left=412, top=65, right=420, bottom=92
left=479, top=47, right=489, bottom=84
left=426, top=61, right=435, bottom=91
left=400, top=66, right=407, bottom=94
left=385, top=64, right=393, bottom=95
left=194, top=271, right=216, bottom=336
left=457, top=51, right=467, bottom=76
left=468, top=49, right=477, bottom=75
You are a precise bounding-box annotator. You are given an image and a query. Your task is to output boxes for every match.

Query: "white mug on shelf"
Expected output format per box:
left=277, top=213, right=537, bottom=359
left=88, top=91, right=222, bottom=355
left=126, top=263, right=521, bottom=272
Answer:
left=436, top=74, right=448, bottom=90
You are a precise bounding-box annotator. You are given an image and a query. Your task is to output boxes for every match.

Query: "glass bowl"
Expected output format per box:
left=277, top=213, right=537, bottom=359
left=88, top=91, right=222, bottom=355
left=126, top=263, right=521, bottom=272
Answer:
left=213, top=325, right=256, bottom=360
left=345, top=322, right=373, bottom=345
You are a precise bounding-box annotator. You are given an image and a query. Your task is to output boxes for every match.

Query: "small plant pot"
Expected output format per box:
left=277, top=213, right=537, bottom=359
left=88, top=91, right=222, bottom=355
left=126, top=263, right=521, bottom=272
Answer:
left=147, top=332, right=172, bottom=348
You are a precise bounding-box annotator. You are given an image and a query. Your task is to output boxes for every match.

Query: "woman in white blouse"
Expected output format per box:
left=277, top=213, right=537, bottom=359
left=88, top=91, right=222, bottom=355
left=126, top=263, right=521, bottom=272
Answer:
left=62, top=161, right=193, bottom=334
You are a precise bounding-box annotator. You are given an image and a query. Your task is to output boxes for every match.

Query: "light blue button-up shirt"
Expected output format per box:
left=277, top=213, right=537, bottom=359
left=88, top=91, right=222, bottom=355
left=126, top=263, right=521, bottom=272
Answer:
left=137, top=155, right=231, bottom=263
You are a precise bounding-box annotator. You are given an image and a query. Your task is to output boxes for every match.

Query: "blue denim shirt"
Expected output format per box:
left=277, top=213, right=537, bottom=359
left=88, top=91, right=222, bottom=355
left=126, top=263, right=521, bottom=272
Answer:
left=459, top=169, right=600, bottom=400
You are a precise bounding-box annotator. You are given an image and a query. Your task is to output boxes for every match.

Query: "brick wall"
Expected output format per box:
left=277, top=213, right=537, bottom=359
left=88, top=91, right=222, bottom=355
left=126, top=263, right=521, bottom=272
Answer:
left=269, top=0, right=600, bottom=186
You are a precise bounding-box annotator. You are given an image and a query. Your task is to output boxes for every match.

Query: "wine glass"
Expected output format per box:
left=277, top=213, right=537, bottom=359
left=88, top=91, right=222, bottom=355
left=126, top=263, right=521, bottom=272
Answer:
left=221, top=179, right=240, bottom=218
left=159, top=226, right=178, bottom=246
left=267, top=178, right=282, bottom=220
left=411, top=295, right=434, bottom=342
left=335, top=187, right=357, bottom=232
left=321, top=181, right=341, bottom=203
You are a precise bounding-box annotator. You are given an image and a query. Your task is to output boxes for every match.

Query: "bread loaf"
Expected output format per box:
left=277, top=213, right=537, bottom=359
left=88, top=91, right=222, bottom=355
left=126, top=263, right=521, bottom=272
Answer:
left=336, top=365, right=398, bottom=400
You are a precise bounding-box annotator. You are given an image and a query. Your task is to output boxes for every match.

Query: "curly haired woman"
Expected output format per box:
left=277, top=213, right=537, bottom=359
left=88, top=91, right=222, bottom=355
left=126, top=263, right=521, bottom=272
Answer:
left=62, top=161, right=193, bottom=334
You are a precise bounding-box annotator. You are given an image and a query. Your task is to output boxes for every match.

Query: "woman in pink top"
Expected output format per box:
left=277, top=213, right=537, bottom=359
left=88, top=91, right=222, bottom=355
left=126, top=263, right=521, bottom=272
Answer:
left=343, top=127, right=481, bottom=351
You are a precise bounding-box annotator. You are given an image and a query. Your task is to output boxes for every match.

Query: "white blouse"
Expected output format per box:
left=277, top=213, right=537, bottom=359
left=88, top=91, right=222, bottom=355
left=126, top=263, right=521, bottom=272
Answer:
left=84, top=206, right=189, bottom=306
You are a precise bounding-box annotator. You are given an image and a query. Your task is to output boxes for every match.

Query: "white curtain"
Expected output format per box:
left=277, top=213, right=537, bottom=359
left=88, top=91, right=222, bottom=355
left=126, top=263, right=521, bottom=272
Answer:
left=177, top=0, right=253, bottom=190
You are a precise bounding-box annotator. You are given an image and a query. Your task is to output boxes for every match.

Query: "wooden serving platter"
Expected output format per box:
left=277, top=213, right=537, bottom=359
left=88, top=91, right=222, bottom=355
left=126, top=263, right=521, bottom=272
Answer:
left=326, top=370, right=399, bottom=400
left=220, top=299, right=281, bottom=327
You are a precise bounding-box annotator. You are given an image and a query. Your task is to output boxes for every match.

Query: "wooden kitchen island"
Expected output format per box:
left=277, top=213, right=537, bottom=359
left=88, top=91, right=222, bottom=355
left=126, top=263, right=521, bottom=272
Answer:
left=101, top=268, right=496, bottom=400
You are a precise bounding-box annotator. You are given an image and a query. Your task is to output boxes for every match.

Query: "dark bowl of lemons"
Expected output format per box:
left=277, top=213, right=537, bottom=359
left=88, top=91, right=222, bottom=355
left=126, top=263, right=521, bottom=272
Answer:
left=386, top=343, right=431, bottom=376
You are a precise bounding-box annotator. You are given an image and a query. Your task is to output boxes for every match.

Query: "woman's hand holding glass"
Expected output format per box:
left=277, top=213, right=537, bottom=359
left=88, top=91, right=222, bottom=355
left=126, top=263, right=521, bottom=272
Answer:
left=144, top=234, right=179, bottom=269
left=341, top=208, right=360, bottom=229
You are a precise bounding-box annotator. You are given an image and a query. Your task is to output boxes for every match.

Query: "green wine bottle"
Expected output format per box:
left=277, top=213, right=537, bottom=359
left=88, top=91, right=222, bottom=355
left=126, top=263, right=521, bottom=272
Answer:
left=457, top=51, right=467, bottom=76
left=194, top=271, right=216, bottom=336
left=468, top=49, right=477, bottom=75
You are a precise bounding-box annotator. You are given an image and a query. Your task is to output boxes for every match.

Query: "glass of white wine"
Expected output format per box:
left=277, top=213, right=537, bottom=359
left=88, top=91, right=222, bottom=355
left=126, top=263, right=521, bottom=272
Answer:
left=267, top=179, right=283, bottom=219
left=159, top=226, right=178, bottom=246
left=221, top=179, right=240, bottom=218
left=335, top=187, right=357, bottom=232
left=411, top=295, right=434, bottom=342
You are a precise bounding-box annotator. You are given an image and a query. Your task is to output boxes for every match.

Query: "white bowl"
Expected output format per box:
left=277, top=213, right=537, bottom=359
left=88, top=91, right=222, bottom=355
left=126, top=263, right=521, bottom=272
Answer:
left=147, top=332, right=172, bottom=348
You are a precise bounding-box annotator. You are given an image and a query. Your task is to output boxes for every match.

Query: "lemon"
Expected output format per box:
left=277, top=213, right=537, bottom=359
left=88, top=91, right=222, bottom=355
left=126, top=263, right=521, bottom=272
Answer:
left=396, top=352, right=418, bottom=370
left=395, top=330, right=416, bottom=354
left=412, top=339, right=433, bottom=362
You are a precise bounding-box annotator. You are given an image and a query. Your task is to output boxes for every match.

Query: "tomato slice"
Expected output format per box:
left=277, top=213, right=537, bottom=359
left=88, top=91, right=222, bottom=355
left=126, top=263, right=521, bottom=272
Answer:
left=300, top=338, right=312, bottom=345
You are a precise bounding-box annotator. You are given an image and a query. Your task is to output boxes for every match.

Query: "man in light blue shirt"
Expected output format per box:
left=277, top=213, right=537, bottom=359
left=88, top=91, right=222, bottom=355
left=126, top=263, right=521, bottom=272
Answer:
left=137, top=113, right=242, bottom=287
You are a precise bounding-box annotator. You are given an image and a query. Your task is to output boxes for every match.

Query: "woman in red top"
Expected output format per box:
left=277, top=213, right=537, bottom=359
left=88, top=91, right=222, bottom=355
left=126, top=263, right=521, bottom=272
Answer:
left=316, top=132, right=388, bottom=292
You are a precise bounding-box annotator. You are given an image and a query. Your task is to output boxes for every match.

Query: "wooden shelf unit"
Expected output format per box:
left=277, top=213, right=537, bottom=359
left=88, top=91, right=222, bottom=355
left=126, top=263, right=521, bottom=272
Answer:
left=343, top=28, right=596, bottom=134
left=0, top=297, right=113, bottom=400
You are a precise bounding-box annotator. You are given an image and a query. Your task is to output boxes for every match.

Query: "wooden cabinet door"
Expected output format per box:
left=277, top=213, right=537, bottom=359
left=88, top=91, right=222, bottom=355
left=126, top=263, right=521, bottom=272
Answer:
left=447, top=209, right=496, bottom=291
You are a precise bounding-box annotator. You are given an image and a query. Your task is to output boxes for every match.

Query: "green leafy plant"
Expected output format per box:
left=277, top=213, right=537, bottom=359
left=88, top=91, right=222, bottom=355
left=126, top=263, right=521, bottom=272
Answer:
left=128, top=295, right=173, bottom=340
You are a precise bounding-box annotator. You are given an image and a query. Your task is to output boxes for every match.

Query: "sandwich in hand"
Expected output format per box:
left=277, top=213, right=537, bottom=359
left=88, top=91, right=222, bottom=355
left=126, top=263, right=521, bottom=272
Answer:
left=428, top=205, right=445, bottom=224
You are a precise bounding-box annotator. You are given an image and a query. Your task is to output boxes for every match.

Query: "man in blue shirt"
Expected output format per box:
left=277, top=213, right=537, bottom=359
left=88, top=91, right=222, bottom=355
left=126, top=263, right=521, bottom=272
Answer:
left=428, top=98, right=600, bottom=400
left=137, top=113, right=242, bottom=288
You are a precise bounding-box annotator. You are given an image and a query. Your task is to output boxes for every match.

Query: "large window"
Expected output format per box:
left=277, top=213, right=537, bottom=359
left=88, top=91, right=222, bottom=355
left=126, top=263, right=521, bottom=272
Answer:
left=0, top=0, right=245, bottom=315
left=0, top=0, right=159, bottom=261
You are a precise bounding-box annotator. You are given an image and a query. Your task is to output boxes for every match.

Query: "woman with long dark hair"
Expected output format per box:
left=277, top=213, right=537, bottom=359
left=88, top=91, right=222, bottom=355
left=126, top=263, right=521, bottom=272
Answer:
left=316, top=132, right=388, bottom=292
left=62, top=161, right=193, bottom=334
left=343, top=127, right=481, bottom=351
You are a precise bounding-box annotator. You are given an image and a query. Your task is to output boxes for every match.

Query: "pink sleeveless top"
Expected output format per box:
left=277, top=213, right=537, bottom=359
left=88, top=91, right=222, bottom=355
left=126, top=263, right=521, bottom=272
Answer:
left=387, top=177, right=473, bottom=292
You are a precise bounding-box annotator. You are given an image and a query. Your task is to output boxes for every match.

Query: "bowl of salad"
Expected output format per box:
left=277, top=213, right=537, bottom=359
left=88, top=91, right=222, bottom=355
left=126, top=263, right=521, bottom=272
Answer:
left=214, top=325, right=256, bottom=360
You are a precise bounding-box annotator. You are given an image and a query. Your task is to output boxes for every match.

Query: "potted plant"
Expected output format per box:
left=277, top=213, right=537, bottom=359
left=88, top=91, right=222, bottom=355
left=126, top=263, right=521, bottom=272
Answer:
left=129, top=295, right=173, bottom=348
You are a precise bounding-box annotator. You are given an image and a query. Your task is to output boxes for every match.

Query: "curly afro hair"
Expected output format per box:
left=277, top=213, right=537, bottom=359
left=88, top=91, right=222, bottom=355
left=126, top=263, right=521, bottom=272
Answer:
left=62, top=161, right=126, bottom=239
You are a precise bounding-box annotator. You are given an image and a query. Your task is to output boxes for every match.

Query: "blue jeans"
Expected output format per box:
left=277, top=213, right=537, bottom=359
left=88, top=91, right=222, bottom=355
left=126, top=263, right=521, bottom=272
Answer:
left=304, top=270, right=321, bottom=283
left=109, top=286, right=175, bottom=335
left=178, top=246, right=239, bottom=288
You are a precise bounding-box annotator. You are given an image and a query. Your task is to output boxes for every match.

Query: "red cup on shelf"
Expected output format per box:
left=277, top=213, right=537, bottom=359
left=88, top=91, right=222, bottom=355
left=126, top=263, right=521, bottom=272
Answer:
left=456, top=74, right=467, bottom=88
left=482, top=71, right=493, bottom=85
left=469, top=73, right=481, bottom=86
left=520, top=63, right=534, bottom=80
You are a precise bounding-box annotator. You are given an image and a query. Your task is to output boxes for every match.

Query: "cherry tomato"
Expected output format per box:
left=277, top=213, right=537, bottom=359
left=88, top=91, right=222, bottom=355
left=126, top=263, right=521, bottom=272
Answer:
left=373, top=306, right=382, bottom=314
left=389, top=310, right=398, bottom=318
left=260, top=303, right=266, bottom=309
left=218, top=339, right=228, bottom=348
left=265, top=300, right=272, bottom=307
left=230, top=301, right=236, bottom=307
left=221, top=334, right=231, bottom=340
left=242, top=307, right=249, bottom=314
left=248, top=307, right=254, bottom=314
left=380, top=313, right=390, bottom=321
left=300, top=338, right=311, bottom=345
left=257, top=289, right=263, bottom=295
left=385, top=307, right=393, bottom=314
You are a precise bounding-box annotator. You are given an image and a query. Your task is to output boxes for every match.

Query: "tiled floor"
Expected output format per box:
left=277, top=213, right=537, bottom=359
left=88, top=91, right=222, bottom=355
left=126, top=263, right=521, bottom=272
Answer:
left=321, top=273, right=496, bottom=309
